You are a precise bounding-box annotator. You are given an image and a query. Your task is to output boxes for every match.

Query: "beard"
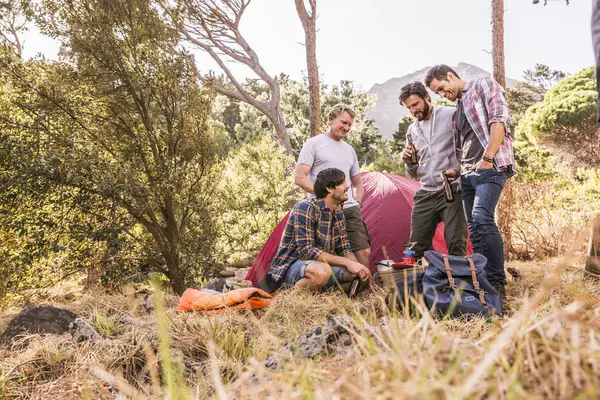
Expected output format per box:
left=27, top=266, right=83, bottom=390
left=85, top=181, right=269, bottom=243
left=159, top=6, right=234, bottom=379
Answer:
left=415, top=101, right=431, bottom=121
left=332, top=191, right=348, bottom=205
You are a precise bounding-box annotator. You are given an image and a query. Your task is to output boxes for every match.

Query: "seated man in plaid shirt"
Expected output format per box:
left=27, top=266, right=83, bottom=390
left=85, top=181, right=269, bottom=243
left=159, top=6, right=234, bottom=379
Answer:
left=266, top=168, right=372, bottom=293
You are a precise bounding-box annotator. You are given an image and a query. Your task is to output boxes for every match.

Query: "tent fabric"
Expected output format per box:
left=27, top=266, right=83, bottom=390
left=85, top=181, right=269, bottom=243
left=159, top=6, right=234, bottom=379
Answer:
left=246, top=171, right=472, bottom=287
left=175, top=287, right=273, bottom=313
left=245, top=216, right=289, bottom=286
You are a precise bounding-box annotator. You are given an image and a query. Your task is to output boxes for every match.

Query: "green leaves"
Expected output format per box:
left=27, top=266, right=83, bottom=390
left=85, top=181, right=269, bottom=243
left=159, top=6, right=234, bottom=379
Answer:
left=516, top=67, right=598, bottom=167
left=212, top=75, right=385, bottom=165
left=214, top=135, right=295, bottom=257
left=391, top=115, right=414, bottom=154
left=0, top=0, right=219, bottom=295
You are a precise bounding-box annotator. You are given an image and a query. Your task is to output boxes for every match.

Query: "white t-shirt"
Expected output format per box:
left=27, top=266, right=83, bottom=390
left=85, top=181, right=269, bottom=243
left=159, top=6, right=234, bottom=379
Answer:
left=420, top=117, right=432, bottom=143
left=296, top=133, right=360, bottom=209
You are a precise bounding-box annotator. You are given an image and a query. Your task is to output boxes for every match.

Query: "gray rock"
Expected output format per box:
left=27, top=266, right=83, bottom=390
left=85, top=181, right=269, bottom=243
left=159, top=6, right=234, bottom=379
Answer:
left=140, top=292, right=179, bottom=313
left=218, top=269, right=236, bottom=278
left=69, top=317, right=101, bottom=343
left=141, top=293, right=154, bottom=312
left=226, top=256, right=255, bottom=269
left=0, top=305, right=78, bottom=345
left=118, top=315, right=143, bottom=326
left=202, top=278, right=226, bottom=293
left=265, top=315, right=356, bottom=370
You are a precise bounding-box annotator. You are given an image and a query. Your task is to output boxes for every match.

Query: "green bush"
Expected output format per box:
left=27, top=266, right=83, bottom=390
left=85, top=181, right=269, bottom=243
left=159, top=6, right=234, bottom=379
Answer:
left=516, top=67, right=598, bottom=167
left=214, top=136, right=296, bottom=260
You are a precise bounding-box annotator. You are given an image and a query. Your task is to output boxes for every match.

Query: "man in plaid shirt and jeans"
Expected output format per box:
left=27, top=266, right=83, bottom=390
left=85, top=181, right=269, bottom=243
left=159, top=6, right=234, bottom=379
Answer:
left=266, top=168, right=372, bottom=293
left=426, top=65, right=515, bottom=304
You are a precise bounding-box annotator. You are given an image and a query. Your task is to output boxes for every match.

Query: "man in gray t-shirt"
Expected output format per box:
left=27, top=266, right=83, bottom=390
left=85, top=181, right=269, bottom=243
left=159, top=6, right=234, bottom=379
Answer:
left=295, top=104, right=372, bottom=270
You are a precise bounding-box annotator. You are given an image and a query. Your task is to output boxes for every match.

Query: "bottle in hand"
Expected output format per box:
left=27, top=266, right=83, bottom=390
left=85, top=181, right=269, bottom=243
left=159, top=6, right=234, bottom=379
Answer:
left=409, top=143, right=419, bottom=165
left=441, top=171, right=455, bottom=203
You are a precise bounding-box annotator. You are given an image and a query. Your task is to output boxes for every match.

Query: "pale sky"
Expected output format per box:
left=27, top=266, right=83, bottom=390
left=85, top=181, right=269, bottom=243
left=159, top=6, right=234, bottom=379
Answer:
left=22, top=0, right=594, bottom=89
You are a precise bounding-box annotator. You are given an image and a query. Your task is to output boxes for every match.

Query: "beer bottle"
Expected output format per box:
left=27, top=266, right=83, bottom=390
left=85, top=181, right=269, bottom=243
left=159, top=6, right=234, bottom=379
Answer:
left=441, top=171, right=455, bottom=203
left=409, top=143, right=419, bottom=165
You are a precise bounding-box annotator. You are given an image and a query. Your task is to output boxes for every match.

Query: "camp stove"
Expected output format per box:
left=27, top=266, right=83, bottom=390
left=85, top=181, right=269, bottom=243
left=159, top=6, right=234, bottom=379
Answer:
left=392, top=242, right=417, bottom=270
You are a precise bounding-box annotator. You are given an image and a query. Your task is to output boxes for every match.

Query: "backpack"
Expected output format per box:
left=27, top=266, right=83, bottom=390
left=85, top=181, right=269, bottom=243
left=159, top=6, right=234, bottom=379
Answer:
left=422, top=251, right=502, bottom=318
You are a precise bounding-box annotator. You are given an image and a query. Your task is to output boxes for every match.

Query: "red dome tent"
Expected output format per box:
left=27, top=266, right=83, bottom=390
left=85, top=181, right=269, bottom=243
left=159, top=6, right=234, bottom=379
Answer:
left=246, top=171, right=470, bottom=286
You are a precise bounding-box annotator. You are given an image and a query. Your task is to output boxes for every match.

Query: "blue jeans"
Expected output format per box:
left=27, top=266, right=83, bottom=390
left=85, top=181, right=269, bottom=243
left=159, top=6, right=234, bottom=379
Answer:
left=282, top=259, right=349, bottom=290
left=460, top=169, right=508, bottom=286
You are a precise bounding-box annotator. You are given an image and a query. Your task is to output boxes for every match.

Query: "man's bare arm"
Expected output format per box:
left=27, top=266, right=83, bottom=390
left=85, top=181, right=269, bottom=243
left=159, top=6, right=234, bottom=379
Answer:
left=350, top=174, right=364, bottom=205
left=485, top=122, right=505, bottom=159
left=294, top=164, right=314, bottom=194
left=476, top=122, right=505, bottom=170
left=344, top=252, right=358, bottom=262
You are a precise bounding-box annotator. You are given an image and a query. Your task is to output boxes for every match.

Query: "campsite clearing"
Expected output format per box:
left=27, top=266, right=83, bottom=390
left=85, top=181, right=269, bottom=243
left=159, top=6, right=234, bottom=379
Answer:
left=1, top=255, right=599, bottom=399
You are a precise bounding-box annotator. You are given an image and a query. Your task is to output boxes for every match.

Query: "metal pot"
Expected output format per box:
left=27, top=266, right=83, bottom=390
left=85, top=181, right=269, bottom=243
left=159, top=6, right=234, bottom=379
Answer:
left=376, top=259, right=395, bottom=273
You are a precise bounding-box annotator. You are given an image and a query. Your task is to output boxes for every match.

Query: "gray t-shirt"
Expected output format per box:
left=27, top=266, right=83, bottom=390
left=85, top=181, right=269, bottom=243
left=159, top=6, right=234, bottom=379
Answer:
left=456, top=100, right=484, bottom=174
left=296, top=133, right=360, bottom=209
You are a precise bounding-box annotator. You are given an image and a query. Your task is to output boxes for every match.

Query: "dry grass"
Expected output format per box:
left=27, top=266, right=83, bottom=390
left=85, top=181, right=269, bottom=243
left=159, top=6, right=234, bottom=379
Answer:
left=1, top=254, right=600, bottom=399
left=510, top=180, right=599, bottom=260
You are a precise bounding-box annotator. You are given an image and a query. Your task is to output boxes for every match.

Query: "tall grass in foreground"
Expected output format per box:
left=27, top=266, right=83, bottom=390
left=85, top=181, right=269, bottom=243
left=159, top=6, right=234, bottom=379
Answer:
left=0, top=224, right=599, bottom=399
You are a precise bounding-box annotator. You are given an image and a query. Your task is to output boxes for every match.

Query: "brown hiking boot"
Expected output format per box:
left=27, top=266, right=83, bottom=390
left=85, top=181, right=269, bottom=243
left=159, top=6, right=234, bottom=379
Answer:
left=492, top=283, right=506, bottom=311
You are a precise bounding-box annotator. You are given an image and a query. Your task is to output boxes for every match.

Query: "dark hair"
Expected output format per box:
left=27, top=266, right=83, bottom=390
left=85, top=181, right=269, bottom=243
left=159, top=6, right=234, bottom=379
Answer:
left=399, top=81, right=430, bottom=104
left=314, top=168, right=346, bottom=199
left=424, top=65, right=461, bottom=88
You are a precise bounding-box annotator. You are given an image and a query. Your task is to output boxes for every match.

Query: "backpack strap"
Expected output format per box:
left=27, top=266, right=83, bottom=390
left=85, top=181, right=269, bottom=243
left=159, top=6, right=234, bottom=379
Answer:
left=442, top=255, right=462, bottom=304
left=466, top=255, right=488, bottom=309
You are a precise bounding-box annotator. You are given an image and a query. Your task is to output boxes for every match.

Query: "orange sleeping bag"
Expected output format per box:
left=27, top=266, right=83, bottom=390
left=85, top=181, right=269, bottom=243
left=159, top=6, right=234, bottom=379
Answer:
left=175, top=287, right=273, bottom=313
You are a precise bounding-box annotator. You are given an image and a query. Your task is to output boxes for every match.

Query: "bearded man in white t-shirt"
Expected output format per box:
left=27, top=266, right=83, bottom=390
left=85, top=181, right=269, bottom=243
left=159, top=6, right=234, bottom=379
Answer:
left=294, top=104, right=372, bottom=270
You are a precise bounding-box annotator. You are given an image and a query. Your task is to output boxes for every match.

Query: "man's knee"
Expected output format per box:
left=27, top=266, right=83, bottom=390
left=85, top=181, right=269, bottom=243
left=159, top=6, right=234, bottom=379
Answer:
left=356, top=248, right=371, bottom=257
left=303, top=261, right=332, bottom=286
left=472, top=210, right=498, bottom=233
left=355, top=248, right=371, bottom=266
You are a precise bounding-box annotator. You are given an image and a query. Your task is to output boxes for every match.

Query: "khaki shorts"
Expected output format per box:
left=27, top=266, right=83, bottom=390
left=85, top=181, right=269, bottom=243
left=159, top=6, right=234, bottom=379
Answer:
left=343, top=205, right=371, bottom=252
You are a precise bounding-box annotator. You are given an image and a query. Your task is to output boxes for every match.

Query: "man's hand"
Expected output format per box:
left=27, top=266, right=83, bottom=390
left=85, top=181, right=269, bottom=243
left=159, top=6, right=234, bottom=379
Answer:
left=443, top=169, right=459, bottom=182
left=346, top=260, right=372, bottom=282
left=402, top=146, right=417, bottom=165
left=475, top=159, right=494, bottom=170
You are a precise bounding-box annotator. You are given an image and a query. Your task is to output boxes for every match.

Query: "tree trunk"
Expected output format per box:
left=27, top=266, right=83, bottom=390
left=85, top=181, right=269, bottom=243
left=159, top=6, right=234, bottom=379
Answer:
left=584, top=215, right=600, bottom=280
left=306, top=24, right=320, bottom=136
left=141, top=215, right=187, bottom=295
left=295, top=0, right=320, bottom=137
left=491, top=0, right=513, bottom=259
left=491, top=0, right=506, bottom=88
left=272, top=110, right=294, bottom=155
left=497, top=181, right=514, bottom=258
left=164, top=246, right=186, bottom=295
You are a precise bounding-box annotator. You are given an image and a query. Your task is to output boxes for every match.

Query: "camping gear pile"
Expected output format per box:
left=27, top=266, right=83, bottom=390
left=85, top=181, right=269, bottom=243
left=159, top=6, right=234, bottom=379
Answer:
left=374, top=249, right=502, bottom=318
left=175, top=248, right=500, bottom=318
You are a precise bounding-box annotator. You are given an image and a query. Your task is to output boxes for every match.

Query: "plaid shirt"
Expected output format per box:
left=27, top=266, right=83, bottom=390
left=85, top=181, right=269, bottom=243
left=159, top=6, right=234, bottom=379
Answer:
left=452, top=76, right=516, bottom=176
left=268, top=198, right=353, bottom=284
